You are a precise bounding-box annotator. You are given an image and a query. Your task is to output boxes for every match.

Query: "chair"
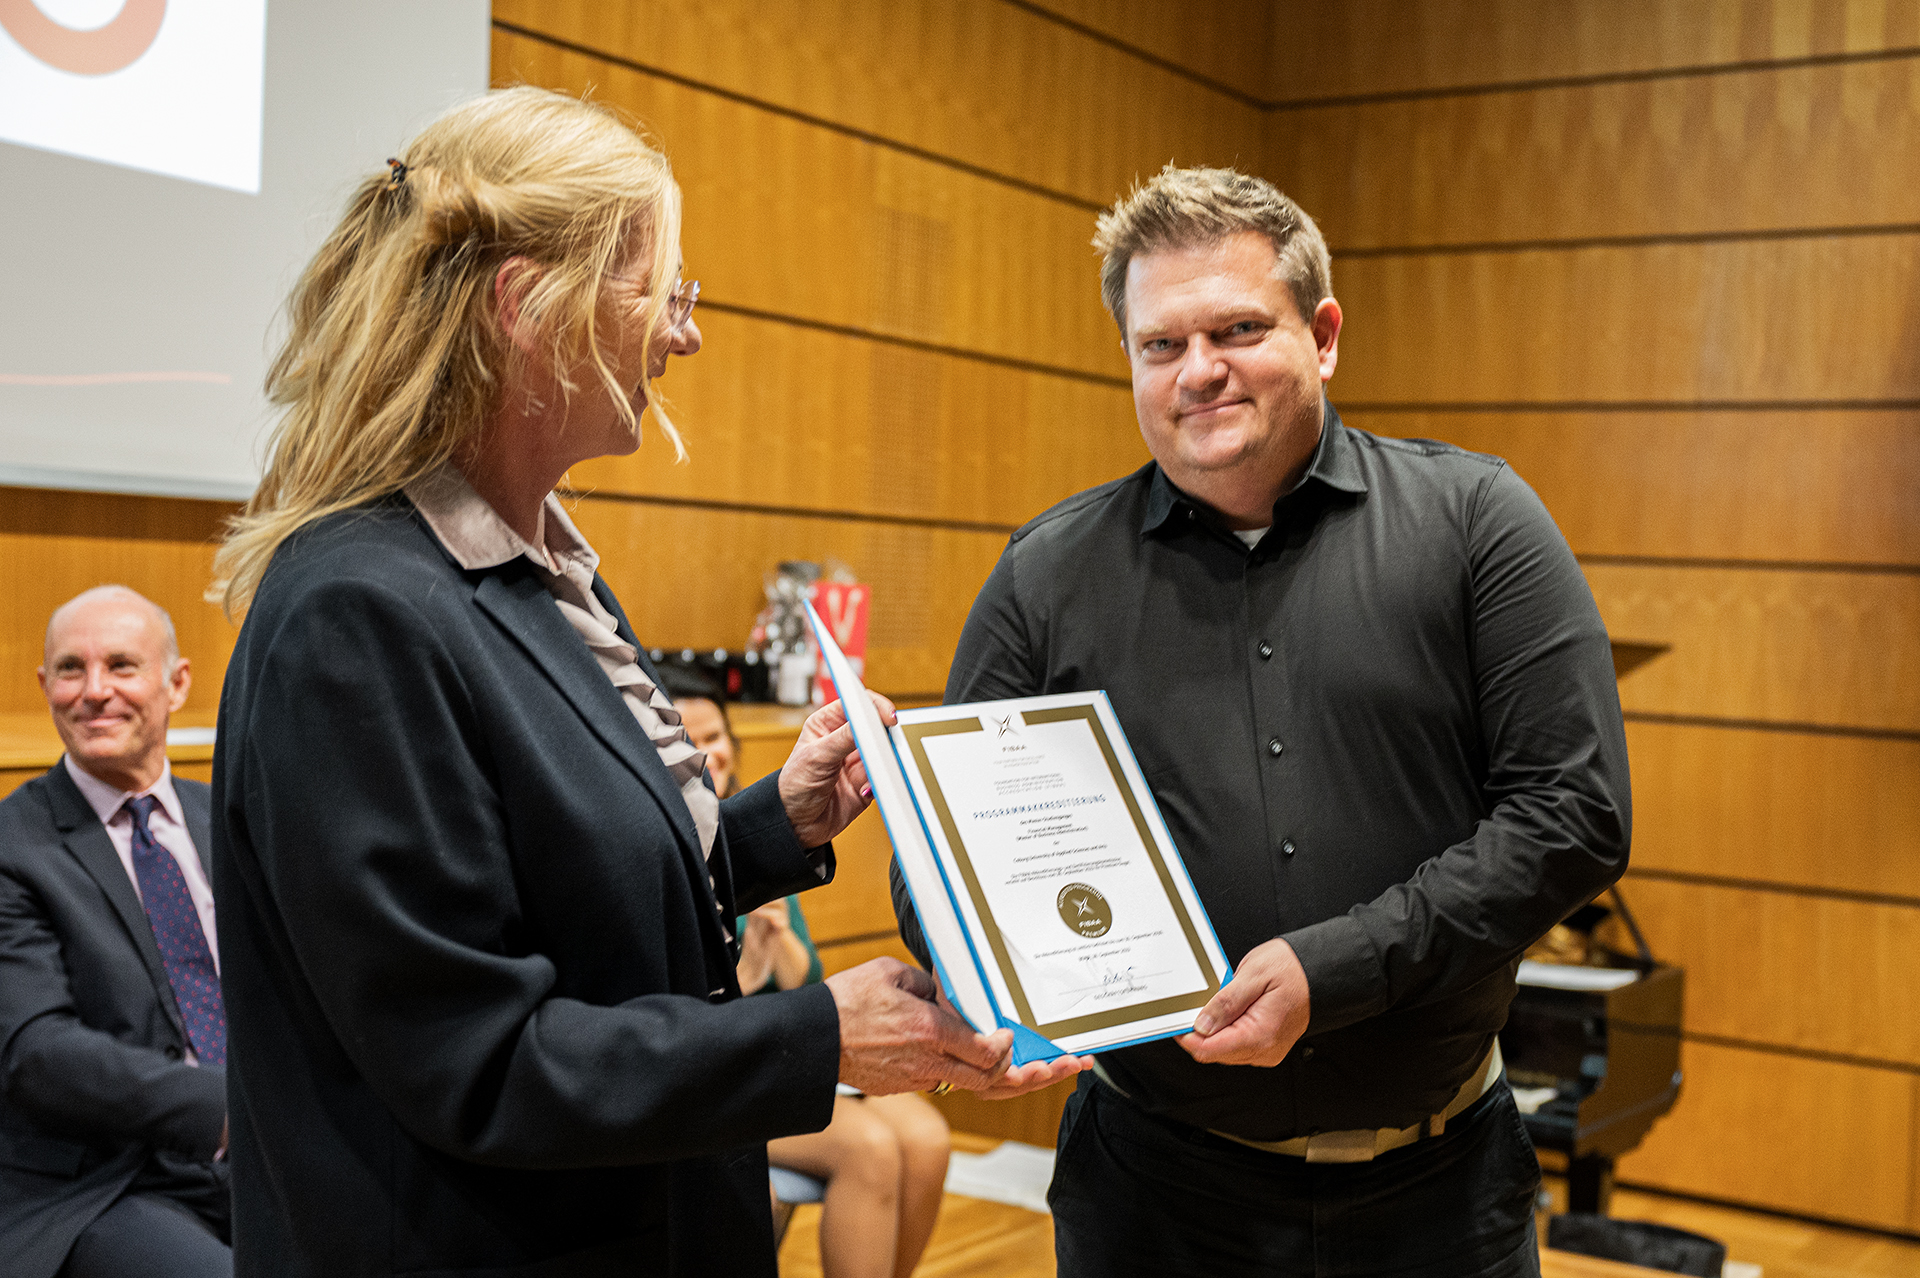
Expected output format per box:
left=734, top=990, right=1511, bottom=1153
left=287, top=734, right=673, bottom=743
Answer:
left=769, top=1165, right=826, bottom=1245
left=1547, top=1213, right=1727, bottom=1277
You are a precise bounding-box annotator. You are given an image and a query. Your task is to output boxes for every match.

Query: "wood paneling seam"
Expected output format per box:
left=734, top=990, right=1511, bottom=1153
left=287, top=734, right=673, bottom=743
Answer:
left=1676, top=1032, right=1920, bottom=1085
left=1335, top=222, right=1920, bottom=261
left=1623, top=867, right=1920, bottom=912
left=1621, top=710, right=1920, bottom=744
left=1911, top=1075, right=1920, bottom=1231
left=998, top=0, right=1268, bottom=109
left=1578, top=554, right=1920, bottom=578
left=813, top=928, right=913, bottom=950
left=699, top=299, right=1130, bottom=389
left=561, top=488, right=1021, bottom=536
left=1340, top=400, right=1920, bottom=414
left=490, top=19, right=1107, bottom=214
left=1266, top=44, right=1920, bottom=112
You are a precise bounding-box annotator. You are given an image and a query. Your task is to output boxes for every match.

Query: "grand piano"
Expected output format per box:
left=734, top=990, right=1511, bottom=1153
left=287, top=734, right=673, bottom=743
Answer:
left=1499, top=886, right=1685, bottom=1213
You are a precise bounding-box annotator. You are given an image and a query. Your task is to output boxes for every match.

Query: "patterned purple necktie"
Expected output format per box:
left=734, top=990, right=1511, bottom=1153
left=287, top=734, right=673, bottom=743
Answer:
left=125, top=796, right=226, bottom=1067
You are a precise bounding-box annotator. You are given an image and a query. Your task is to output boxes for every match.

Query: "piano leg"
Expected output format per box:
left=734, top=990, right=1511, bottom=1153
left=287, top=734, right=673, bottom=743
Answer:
left=1567, top=1153, right=1615, bottom=1214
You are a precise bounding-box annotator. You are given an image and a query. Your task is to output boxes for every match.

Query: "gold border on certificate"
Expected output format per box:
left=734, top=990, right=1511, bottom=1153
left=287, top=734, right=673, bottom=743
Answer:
left=900, top=704, right=1220, bottom=1039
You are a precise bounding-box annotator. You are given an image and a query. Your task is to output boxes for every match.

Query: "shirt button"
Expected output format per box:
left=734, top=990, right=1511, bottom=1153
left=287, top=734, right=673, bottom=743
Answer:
left=1302, top=1046, right=1315, bottom=1060
left=1267, top=738, right=1284, bottom=757
left=1258, top=642, right=1273, bottom=660
left=1281, top=839, right=1297, bottom=857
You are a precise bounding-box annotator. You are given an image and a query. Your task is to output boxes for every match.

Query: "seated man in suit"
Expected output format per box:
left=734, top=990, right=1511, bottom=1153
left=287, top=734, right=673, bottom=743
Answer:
left=0, top=585, right=230, bottom=1278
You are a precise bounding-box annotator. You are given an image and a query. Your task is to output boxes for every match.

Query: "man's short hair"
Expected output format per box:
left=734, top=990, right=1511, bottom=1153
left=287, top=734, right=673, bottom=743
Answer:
left=1093, top=165, right=1332, bottom=341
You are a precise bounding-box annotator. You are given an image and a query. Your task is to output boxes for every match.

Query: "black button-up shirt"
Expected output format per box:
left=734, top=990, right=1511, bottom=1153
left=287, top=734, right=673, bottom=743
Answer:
left=894, top=406, right=1630, bottom=1140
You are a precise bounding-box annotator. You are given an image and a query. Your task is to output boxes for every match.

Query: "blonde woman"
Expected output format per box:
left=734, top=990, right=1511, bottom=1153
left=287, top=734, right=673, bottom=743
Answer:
left=207, top=88, right=1078, bottom=1278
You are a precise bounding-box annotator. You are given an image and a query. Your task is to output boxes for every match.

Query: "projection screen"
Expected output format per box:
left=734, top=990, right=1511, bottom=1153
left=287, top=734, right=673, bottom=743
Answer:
left=0, top=0, right=490, bottom=500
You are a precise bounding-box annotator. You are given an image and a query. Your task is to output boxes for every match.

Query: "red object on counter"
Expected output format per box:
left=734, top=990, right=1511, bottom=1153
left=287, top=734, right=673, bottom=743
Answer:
left=809, top=581, right=870, bottom=705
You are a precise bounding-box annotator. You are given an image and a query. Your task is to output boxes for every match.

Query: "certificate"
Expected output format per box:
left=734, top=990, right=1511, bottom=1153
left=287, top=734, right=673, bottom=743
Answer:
left=805, top=603, right=1231, bottom=1061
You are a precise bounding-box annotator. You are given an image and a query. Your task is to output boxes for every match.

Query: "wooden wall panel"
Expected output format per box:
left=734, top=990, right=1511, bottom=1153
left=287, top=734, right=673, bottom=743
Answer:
left=566, top=494, right=1008, bottom=696
left=492, top=30, right=1130, bottom=382
left=1265, top=0, right=1920, bottom=103
left=1586, top=562, right=1920, bottom=731
left=925, top=1074, right=1078, bottom=1150
left=0, top=490, right=237, bottom=717
left=1, top=758, right=212, bottom=802
left=1275, top=0, right=1920, bottom=1236
left=570, top=308, right=1146, bottom=526
left=1626, top=721, right=1920, bottom=899
left=1031, top=0, right=1275, bottom=101
left=815, top=933, right=916, bottom=979
left=1615, top=1038, right=1916, bottom=1232
left=786, top=806, right=896, bottom=949
left=492, top=0, right=1265, bottom=209
left=1352, top=411, right=1920, bottom=567
left=1268, top=55, right=1920, bottom=249
left=1332, top=234, right=1920, bottom=405
left=734, top=719, right=921, bottom=951
left=1624, top=877, right=1920, bottom=1064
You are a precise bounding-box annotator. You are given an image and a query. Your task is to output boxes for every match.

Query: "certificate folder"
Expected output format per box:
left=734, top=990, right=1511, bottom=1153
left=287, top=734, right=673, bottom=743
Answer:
left=805, top=602, right=1232, bottom=1065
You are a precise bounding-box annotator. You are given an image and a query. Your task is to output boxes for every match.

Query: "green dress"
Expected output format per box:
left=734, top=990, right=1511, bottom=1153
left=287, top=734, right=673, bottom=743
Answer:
left=735, top=895, right=824, bottom=995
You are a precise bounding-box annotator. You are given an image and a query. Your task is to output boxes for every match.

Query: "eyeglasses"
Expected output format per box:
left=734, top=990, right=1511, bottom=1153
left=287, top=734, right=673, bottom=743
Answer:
left=666, top=278, right=700, bottom=334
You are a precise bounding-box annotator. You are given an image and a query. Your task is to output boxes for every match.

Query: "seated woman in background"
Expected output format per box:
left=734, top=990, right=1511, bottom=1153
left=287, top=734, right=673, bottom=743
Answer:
left=660, top=669, right=953, bottom=1278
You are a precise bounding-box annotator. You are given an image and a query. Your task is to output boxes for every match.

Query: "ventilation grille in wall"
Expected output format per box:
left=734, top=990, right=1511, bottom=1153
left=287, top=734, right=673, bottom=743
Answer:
left=867, top=345, right=943, bottom=518
left=860, top=523, right=934, bottom=650
left=869, top=207, right=952, bottom=343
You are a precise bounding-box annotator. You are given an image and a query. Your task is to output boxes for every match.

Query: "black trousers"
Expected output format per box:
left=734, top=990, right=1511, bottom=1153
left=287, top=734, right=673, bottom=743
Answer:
left=1050, top=1076, right=1542, bottom=1278
left=59, top=1193, right=231, bottom=1278
left=60, top=1156, right=231, bottom=1278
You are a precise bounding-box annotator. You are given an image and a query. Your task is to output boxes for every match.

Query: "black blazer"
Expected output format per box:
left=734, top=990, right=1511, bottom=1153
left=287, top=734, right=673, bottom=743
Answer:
left=0, top=765, right=228, bottom=1278
left=213, top=497, right=843, bottom=1277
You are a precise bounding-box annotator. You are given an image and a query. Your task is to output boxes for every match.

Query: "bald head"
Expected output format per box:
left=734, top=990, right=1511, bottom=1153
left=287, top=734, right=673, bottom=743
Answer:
left=39, top=585, right=191, bottom=793
left=45, top=585, right=178, bottom=670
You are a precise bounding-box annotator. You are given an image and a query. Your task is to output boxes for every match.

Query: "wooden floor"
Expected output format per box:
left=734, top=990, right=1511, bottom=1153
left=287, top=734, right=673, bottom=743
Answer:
left=1565, top=1180, right=1920, bottom=1278
left=778, top=1134, right=1054, bottom=1278
left=777, top=1136, right=1920, bottom=1278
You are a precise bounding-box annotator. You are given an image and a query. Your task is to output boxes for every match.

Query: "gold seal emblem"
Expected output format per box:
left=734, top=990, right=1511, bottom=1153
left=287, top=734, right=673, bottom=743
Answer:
left=1056, top=882, right=1111, bottom=938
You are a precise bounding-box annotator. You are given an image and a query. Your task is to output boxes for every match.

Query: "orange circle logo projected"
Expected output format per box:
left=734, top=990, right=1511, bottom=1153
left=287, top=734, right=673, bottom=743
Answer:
left=0, top=0, right=167, bottom=76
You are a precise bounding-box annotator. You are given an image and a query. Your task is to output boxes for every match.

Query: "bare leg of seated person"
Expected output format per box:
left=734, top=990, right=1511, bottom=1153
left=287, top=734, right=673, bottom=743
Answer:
left=863, top=1093, right=950, bottom=1278
left=59, top=1193, right=231, bottom=1278
left=769, top=1092, right=951, bottom=1278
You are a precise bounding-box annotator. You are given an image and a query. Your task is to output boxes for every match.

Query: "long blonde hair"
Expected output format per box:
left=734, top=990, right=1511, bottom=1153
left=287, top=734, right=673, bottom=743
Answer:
left=211, top=86, right=685, bottom=618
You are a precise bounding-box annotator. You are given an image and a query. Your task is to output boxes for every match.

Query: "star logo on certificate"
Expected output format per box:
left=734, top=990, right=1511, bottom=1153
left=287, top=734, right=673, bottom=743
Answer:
left=994, top=714, right=1020, bottom=738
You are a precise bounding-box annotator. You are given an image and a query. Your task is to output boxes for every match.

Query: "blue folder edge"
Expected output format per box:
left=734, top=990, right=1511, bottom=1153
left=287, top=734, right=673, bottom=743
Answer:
left=802, top=604, right=1234, bottom=1068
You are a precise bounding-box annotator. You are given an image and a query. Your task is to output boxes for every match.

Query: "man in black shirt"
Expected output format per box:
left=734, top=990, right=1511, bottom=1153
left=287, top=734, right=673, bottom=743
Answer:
left=893, top=167, right=1630, bottom=1275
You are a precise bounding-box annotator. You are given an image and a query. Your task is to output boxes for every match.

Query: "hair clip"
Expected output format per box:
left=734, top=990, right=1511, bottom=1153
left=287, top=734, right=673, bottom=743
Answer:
left=384, top=158, right=409, bottom=191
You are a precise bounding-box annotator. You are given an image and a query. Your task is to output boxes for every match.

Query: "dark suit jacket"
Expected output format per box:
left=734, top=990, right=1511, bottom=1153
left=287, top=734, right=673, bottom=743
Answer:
left=0, top=765, right=228, bottom=1278
left=213, top=497, right=844, bottom=1278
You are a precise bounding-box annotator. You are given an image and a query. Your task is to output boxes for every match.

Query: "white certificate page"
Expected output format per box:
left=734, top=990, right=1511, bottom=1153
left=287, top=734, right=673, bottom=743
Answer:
left=894, top=695, right=1227, bottom=1053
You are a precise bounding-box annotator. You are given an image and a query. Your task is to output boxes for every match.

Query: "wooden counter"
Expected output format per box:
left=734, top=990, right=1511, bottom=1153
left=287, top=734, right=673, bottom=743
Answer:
left=0, top=709, right=220, bottom=799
